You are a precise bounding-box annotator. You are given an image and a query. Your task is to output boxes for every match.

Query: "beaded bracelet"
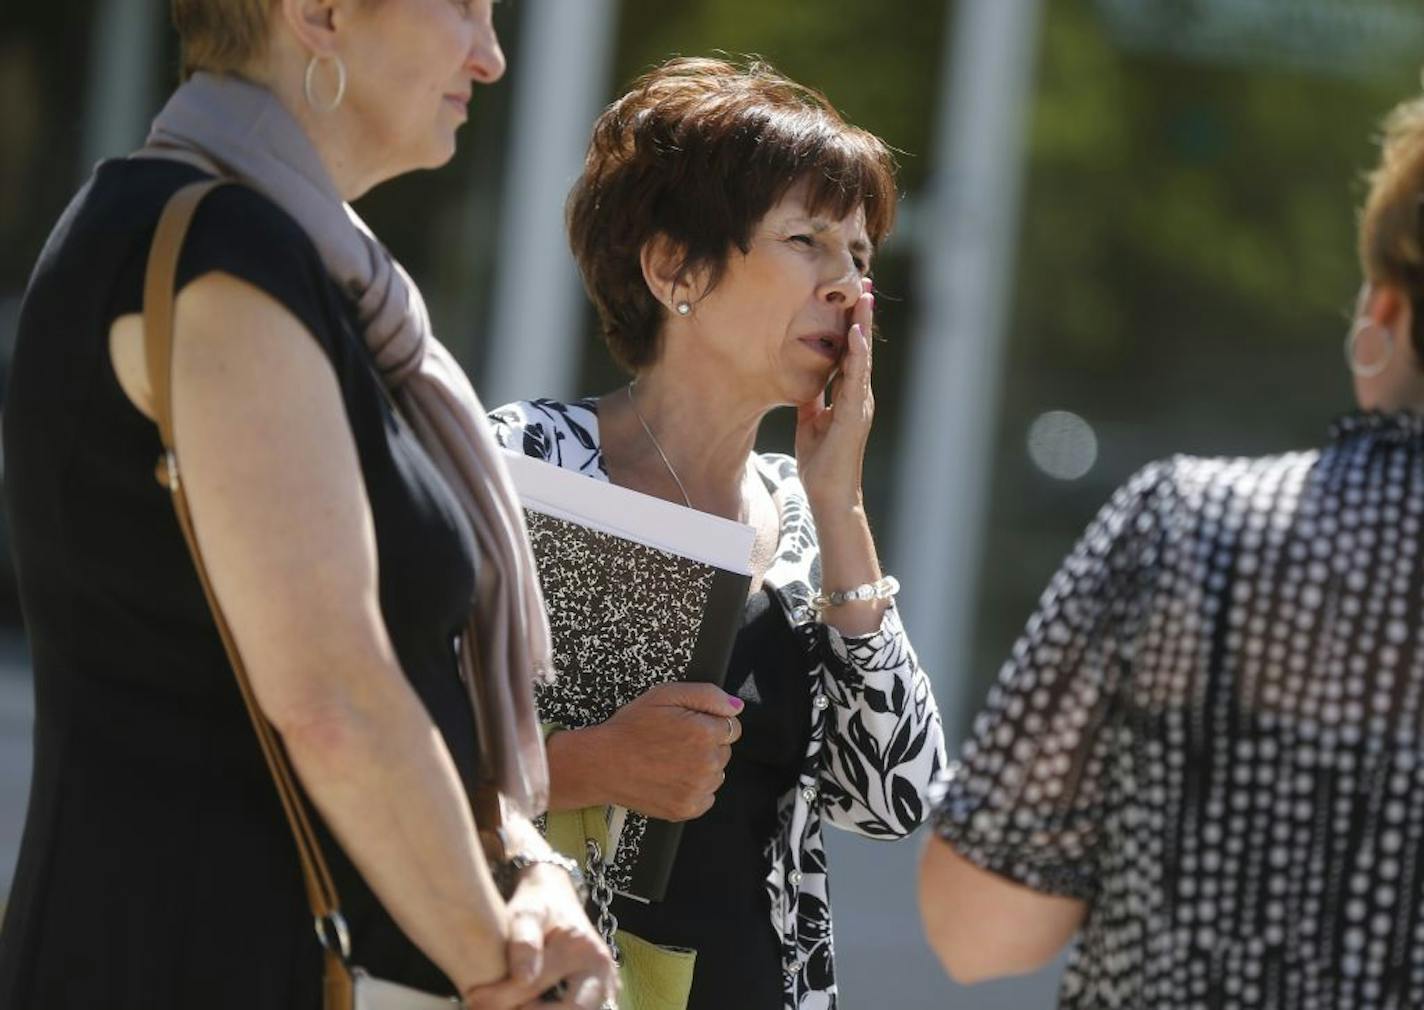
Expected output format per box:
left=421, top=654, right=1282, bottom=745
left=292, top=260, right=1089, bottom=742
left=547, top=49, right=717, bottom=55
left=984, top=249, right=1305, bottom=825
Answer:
left=493, top=849, right=588, bottom=903
left=810, top=575, right=900, bottom=615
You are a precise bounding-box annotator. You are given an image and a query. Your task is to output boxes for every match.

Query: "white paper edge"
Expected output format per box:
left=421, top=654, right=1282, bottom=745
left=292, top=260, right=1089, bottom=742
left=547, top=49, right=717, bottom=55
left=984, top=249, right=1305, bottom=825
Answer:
left=501, top=451, right=756, bottom=575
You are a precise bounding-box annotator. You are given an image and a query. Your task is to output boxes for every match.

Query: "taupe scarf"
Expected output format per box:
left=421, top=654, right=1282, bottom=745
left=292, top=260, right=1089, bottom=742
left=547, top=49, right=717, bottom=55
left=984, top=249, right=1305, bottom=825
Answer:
left=141, top=72, right=552, bottom=815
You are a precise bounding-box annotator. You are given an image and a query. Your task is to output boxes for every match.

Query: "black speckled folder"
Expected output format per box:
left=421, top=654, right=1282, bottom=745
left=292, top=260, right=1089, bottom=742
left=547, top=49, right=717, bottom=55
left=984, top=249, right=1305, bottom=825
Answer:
left=503, top=453, right=754, bottom=902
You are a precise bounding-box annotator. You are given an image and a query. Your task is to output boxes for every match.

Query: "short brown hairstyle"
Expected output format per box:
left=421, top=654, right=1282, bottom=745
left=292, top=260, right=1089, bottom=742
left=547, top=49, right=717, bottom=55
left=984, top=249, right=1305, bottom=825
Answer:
left=1360, top=94, right=1424, bottom=360
left=567, top=56, right=899, bottom=372
left=172, top=0, right=271, bottom=80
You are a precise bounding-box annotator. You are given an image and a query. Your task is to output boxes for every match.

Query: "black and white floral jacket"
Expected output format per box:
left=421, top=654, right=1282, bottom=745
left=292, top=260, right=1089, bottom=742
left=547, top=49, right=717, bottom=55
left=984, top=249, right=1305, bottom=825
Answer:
left=491, top=398, right=946, bottom=1010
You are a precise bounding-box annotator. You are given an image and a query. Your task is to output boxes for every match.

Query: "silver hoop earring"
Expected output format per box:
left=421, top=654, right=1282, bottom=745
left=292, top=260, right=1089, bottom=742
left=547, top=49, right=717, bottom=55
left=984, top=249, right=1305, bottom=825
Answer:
left=675, top=301, right=692, bottom=316
left=304, top=54, right=348, bottom=113
left=1345, top=320, right=1395, bottom=378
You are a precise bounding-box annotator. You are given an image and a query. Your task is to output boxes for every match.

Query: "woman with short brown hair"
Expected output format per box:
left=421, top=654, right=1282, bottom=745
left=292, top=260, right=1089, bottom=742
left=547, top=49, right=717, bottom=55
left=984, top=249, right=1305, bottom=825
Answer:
left=0, top=1, right=614, bottom=1007
left=493, top=57, right=946, bottom=1010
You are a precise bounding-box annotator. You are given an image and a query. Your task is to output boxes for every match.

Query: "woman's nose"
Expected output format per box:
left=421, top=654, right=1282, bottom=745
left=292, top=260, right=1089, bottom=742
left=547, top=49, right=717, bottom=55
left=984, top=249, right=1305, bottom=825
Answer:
left=468, top=23, right=507, bottom=84
left=819, top=264, right=865, bottom=306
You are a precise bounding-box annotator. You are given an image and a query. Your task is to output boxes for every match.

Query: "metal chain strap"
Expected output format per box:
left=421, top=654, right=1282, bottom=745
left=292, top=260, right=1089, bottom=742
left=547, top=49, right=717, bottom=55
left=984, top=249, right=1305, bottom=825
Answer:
left=584, top=839, right=621, bottom=964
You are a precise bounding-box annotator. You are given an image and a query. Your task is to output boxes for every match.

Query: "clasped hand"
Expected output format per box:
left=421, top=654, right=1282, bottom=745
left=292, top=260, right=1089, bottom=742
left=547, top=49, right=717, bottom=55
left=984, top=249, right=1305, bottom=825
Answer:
left=462, top=862, right=618, bottom=1010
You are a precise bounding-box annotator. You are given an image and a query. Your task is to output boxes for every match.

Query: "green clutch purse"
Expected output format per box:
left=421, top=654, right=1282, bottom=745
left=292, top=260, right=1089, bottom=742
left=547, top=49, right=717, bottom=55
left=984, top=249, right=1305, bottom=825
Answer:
left=544, top=803, right=696, bottom=1010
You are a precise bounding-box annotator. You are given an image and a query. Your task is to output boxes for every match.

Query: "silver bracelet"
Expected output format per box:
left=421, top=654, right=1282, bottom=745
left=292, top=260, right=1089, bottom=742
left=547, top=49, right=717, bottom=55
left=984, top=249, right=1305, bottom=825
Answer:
left=810, top=575, right=900, bottom=615
left=500, top=850, right=588, bottom=902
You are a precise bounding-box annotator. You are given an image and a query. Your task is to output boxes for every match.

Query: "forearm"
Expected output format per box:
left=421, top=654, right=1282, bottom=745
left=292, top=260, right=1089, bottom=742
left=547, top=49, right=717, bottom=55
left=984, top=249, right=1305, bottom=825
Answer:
left=168, top=280, right=509, bottom=991
left=500, top=808, right=557, bottom=857
left=544, top=725, right=616, bottom=812
left=812, top=503, right=887, bottom=637
left=280, top=668, right=509, bottom=992
left=918, top=835, right=1084, bottom=984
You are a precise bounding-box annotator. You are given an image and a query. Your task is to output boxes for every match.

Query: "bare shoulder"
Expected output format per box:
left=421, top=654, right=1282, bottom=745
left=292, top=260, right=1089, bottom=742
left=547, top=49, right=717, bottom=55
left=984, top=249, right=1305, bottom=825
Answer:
left=109, top=271, right=338, bottom=421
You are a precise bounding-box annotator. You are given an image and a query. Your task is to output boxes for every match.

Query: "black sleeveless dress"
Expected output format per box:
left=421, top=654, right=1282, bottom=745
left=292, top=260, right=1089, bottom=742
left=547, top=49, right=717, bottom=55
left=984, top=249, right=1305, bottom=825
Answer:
left=0, top=159, right=481, bottom=1008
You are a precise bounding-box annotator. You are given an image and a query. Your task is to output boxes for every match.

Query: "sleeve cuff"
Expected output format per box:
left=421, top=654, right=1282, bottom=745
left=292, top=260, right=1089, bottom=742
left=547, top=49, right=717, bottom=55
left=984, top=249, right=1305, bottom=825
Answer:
left=930, top=769, right=1098, bottom=902
left=825, top=600, right=904, bottom=652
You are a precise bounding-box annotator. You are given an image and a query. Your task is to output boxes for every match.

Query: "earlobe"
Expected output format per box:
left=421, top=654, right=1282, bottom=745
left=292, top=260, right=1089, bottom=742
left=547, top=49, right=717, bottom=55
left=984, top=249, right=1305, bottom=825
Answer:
left=1369, top=285, right=1421, bottom=364
left=639, top=234, right=692, bottom=314
left=1366, top=283, right=1406, bottom=330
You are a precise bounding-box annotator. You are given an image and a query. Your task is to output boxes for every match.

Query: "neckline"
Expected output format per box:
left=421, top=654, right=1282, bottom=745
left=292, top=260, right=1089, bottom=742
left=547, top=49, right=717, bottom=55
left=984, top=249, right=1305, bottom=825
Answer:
left=579, top=395, right=782, bottom=502
left=1327, top=409, right=1424, bottom=444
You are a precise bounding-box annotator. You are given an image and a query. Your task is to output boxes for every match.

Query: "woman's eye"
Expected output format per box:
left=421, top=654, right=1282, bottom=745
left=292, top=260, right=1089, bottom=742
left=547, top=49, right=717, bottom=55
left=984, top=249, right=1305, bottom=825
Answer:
left=789, top=234, right=815, bottom=248
left=853, top=258, right=869, bottom=274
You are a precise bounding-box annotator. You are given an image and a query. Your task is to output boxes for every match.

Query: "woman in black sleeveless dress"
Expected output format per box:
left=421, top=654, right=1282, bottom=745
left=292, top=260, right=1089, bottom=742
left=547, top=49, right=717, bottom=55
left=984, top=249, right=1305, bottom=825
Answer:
left=0, top=1, right=611, bottom=1007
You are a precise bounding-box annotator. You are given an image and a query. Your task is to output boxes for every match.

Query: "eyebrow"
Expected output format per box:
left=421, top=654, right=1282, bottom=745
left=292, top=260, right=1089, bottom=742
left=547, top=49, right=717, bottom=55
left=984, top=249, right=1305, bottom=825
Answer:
left=790, top=216, right=873, bottom=258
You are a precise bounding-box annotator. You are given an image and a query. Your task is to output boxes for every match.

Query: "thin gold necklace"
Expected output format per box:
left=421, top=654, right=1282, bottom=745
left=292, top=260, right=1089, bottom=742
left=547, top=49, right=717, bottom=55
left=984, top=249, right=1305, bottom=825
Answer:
left=626, top=382, right=693, bottom=508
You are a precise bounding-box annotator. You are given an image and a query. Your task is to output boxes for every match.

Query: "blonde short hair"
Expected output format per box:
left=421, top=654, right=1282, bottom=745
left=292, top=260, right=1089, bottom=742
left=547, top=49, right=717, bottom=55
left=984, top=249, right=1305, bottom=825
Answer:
left=171, top=0, right=271, bottom=80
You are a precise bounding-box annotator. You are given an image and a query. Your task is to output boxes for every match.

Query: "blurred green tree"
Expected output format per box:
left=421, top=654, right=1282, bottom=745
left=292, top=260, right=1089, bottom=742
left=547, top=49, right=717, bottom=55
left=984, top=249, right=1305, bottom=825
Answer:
left=978, top=0, right=1424, bottom=700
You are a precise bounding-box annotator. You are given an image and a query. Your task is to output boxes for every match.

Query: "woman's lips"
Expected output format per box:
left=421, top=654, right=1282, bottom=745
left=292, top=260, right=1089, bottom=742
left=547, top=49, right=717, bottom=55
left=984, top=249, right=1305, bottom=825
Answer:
left=443, top=95, right=470, bottom=120
left=798, top=335, right=844, bottom=361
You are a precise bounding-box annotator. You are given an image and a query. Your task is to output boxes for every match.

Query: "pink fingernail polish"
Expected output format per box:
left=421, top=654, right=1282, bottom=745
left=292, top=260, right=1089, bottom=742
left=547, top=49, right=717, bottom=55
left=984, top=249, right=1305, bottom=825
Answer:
left=729, top=696, right=744, bottom=711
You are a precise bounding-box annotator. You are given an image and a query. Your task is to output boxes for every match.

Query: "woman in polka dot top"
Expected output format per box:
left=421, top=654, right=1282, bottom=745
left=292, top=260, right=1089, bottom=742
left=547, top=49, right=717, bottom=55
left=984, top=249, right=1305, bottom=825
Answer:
left=919, top=92, right=1424, bottom=1008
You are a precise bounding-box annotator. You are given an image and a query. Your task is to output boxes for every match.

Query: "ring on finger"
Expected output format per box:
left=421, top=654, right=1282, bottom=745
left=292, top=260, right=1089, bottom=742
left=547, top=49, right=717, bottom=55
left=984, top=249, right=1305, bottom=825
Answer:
left=724, top=716, right=737, bottom=745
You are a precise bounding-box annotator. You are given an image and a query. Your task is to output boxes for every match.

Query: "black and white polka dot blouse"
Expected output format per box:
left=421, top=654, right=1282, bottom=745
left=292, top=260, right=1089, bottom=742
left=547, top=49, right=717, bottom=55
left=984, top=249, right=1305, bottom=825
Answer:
left=932, top=410, right=1424, bottom=1009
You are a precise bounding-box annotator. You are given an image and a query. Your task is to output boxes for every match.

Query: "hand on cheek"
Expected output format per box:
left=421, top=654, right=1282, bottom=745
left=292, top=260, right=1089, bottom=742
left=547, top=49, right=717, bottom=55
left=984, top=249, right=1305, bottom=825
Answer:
left=794, top=288, right=875, bottom=512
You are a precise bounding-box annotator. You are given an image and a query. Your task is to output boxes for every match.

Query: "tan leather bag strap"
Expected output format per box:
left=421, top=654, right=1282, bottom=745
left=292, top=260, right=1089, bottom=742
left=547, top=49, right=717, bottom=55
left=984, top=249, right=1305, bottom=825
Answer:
left=142, top=179, right=353, bottom=1008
